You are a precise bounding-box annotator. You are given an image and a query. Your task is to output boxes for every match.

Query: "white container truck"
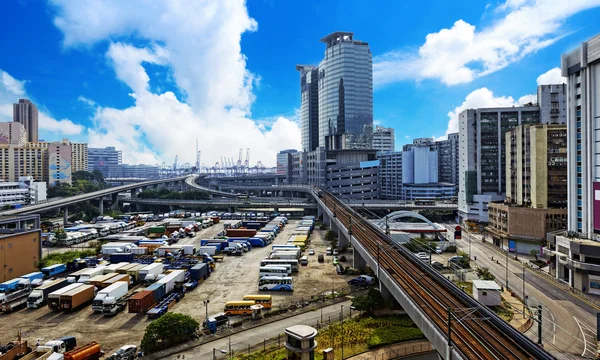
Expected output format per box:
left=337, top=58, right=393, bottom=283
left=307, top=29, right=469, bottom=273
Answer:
left=92, top=281, right=128, bottom=313
left=27, top=279, right=69, bottom=309
left=157, top=270, right=185, bottom=294
left=138, top=263, right=164, bottom=283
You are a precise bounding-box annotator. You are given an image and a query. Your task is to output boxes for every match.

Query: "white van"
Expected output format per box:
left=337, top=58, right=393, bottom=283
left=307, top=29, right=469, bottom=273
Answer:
left=326, top=247, right=332, bottom=255
left=300, top=256, right=308, bottom=266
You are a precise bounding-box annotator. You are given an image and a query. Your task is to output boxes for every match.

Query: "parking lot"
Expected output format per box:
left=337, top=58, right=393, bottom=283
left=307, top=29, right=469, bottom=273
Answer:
left=0, top=219, right=353, bottom=354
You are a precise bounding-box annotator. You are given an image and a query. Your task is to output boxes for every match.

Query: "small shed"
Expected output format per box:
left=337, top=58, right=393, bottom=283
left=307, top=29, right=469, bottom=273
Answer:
left=472, top=280, right=502, bottom=306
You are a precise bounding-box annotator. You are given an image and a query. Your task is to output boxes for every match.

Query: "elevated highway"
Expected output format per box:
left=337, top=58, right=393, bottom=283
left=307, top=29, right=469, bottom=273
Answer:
left=127, top=198, right=317, bottom=210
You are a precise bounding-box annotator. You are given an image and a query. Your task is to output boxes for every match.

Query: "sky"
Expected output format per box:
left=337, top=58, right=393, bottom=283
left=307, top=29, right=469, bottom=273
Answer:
left=1, top=0, right=599, bottom=167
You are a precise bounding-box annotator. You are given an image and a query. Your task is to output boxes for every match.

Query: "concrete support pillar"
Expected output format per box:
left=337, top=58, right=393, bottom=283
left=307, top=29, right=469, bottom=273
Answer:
left=379, top=283, right=400, bottom=308
left=63, top=207, right=69, bottom=225
left=169, top=205, right=175, bottom=212
left=130, top=188, right=137, bottom=199
left=16, top=221, right=22, bottom=229
left=338, top=231, right=350, bottom=249
left=111, top=193, right=119, bottom=210
left=180, top=180, right=185, bottom=192
left=99, top=197, right=104, bottom=215
left=319, top=206, right=325, bottom=222
left=353, top=249, right=367, bottom=270
left=274, top=207, right=279, bottom=213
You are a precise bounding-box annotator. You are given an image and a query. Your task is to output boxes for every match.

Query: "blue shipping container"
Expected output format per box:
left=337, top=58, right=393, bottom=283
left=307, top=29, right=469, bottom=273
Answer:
left=248, top=238, right=265, bottom=247
left=190, top=263, right=209, bottom=281
left=146, top=282, right=166, bottom=303
left=20, top=272, right=44, bottom=281
left=110, top=253, right=134, bottom=264
left=42, top=264, right=67, bottom=277
left=0, top=279, right=21, bottom=292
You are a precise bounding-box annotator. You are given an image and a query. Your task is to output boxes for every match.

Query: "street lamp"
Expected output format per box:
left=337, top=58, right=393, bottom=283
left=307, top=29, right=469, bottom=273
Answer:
left=203, top=299, right=210, bottom=324
left=213, top=349, right=227, bottom=360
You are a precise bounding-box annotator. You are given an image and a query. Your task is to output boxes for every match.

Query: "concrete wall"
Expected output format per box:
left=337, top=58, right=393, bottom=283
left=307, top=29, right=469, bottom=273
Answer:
left=473, top=289, right=501, bottom=307
left=0, top=230, right=42, bottom=282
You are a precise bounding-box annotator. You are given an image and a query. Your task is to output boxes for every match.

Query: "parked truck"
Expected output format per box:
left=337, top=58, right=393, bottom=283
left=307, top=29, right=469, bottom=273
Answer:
left=48, top=283, right=83, bottom=311
left=197, top=246, right=217, bottom=256
left=102, top=293, right=131, bottom=316
left=137, top=263, right=163, bottom=283
left=27, top=279, right=69, bottom=309
left=18, top=272, right=44, bottom=289
left=59, top=285, right=95, bottom=311
left=1, top=285, right=32, bottom=312
left=36, top=336, right=77, bottom=354
left=157, top=270, right=185, bottom=294
left=92, top=282, right=128, bottom=313
left=190, top=263, right=210, bottom=283
left=76, top=267, right=107, bottom=284
left=63, top=342, right=102, bottom=360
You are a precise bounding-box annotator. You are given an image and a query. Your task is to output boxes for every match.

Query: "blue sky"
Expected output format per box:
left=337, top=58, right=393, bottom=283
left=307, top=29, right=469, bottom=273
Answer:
left=0, top=0, right=599, bottom=166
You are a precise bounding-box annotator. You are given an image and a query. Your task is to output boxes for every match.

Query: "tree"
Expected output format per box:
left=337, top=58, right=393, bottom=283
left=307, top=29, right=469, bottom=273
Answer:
left=476, top=267, right=495, bottom=281
left=351, top=288, right=383, bottom=314
left=530, top=249, right=539, bottom=261
left=324, top=230, right=337, bottom=242
left=140, top=313, right=199, bottom=353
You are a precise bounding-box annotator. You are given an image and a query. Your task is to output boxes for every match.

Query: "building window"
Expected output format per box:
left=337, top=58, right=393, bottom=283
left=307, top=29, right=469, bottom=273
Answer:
left=482, top=291, right=487, bottom=296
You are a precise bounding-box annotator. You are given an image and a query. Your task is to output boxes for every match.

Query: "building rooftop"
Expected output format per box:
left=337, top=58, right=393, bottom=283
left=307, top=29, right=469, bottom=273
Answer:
left=320, top=31, right=354, bottom=43
left=285, top=325, right=318, bottom=339
left=472, top=280, right=502, bottom=290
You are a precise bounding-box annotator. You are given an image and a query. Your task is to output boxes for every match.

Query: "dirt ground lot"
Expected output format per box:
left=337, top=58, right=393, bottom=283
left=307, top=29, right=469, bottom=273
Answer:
left=0, top=220, right=353, bottom=354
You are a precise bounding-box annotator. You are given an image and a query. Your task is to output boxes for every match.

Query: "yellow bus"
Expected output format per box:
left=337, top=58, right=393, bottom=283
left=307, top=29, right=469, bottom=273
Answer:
left=224, top=301, right=255, bottom=316
left=242, top=295, right=273, bottom=309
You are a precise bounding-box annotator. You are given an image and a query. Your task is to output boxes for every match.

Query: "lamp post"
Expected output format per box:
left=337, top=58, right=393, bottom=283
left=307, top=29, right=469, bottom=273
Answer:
left=505, top=248, right=509, bottom=290
left=203, top=299, right=210, bottom=324
left=213, top=349, right=227, bottom=360
left=341, top=305, right=344, bottom=359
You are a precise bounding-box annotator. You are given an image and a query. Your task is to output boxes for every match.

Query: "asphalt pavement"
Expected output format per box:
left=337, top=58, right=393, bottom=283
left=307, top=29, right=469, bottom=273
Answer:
left=444, top=226, right=596, bottom=359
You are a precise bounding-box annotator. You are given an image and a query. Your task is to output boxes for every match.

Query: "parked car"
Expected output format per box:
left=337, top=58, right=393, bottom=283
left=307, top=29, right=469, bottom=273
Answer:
left=326, top=247, right=332, bottom=255
left=332, top=249, right=339, bottom=256
left=348, top=275, right=374, bottom=286
left=431, top=261, right=444, bottom=270
left=336, top=264, right=345, bottom=275
left=435, top=246, right=442, bottom=254
left=416, top=252, right=429, bottom=261
left=332, top=257, right=339, bottom=265
left=318, top=254, right=324, bottom=263
left=308, top=249, right=315, bottom=255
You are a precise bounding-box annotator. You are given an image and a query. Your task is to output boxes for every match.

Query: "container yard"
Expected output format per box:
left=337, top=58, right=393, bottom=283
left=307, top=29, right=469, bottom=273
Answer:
left=0, top=212, right=352, bottom=355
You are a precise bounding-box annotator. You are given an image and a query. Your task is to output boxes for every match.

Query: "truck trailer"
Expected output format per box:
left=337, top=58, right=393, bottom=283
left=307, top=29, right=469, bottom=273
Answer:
left=59, top=285, right=95, bottom=312
left=138, top=263, right=163, bottom=283
left=48, top=283, right=83, bottom=311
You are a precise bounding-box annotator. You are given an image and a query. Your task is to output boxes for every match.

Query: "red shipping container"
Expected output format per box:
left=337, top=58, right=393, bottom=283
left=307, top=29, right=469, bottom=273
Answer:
left=128, top=290, right=155, bottom=313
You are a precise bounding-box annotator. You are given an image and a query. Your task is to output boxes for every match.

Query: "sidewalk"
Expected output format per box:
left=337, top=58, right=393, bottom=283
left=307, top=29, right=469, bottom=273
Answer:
left=501, top=290, right=533, bottom=333
left=345, top=340, right=433, bottom=360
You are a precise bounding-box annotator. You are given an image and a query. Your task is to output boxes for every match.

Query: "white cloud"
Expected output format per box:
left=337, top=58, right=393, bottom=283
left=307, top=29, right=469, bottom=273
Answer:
left=0, top=69, right=84, bottom=137
left=373, top=0, right=600, bottom=87
left=77, top=96, right=96, bottom=107
left=517, top=94, right=537, bottom=105
left=537, top=67, right=566, bottom=85
left=50, top=0, right=299, bottom=166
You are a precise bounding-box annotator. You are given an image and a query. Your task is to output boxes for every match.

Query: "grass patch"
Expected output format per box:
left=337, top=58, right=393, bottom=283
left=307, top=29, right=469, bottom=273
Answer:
left=38, top=249, right=98, bottom=269
left=530, top=260, right=547, bottom=268
left=234, top=315, right=424, bottom=360
left=456, top=282, right=473, bottom=295
left=491, top=301, right=514, bottom=322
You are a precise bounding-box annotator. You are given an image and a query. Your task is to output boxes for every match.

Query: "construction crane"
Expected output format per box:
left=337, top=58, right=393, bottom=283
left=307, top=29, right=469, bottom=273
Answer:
left=237, top=148, right=243, bottom=167
left=244, top=148, right=250, bottom=168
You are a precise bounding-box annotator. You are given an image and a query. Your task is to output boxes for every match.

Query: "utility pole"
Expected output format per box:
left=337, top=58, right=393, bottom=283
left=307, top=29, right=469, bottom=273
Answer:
left=505, top=249, right=509, bottom=290
left=522, top=267, right=526, bottom=318
left=536, top=305, right=543, bottom=345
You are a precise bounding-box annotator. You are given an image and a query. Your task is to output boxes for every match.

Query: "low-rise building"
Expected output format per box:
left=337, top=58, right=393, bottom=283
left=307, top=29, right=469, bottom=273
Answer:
left=487, top=203, right=566, bottom=254
left=472, top=280, right=502, bottom=306
left=401, top=182, right=455, bottom=200
left=284, top=325, right=318, bottom=360
left=0, top=215, right=42, bottom=282
left=0, top=177, right=47, bottom=207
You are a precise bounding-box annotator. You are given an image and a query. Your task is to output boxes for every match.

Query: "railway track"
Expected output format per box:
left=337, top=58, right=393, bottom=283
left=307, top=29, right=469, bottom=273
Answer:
left=321, top=192, right=553, bottom=360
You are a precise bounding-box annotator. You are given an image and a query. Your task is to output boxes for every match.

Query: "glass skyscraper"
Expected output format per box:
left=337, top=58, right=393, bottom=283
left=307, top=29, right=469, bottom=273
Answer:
left=298, top=32, right=373, bottom=151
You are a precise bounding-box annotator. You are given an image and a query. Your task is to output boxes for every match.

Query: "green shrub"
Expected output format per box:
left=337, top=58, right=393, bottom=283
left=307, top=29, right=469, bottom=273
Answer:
left=445, top=245, right=457, bottom=253
left=366, top=326, right=425, bottom=348
left=140, top=313, right=198, bottom=353
left=38, top=250, right=98, bottom=269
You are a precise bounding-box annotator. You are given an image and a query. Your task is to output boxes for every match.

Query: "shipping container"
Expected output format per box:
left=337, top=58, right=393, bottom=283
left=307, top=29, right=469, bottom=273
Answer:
left=226, top=229, right=257, bottom=237
left=197, top=246, right=216, bottom=256
left=41, top=264, right=67, bottom=277
left=146, top=282, right=166, bottom=303
left=157, top=270, right=185, bottom=294
left=27, top=278, right=69, bottom=308
left=138, top=263, right=164, bottom=282
left=128, top=290, right=155, bottom=313
left=190, top=263, right=209, bottom=282
left=109, top=253, right=134, bottom=264
left=101, top=274, right=130, bottom=288
left=59, top=284, right=95, bottom=311
left=47, top=283, right=83, bottom=311
left=87, top=273, right=119, bottom=288
left=116, top=263, right=138, bottom=274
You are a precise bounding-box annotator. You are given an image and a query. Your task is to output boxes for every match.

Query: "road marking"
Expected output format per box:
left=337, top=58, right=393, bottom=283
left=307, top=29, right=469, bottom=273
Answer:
left=574, top=317, right=588, bottom=357
left=548, top=309, right=556, bottom=344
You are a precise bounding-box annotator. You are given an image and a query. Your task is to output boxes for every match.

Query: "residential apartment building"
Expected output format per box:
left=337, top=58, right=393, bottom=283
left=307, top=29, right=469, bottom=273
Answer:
left=48, top=141, right=72, bottom=185
left=0, top=122, right=27, bottom=147
left=486, top=124, right=567, bottom=254
left=70, top=142, right=88, bottom=173
left=372, top=126, right=395, bottom=152
left=378, top=151, right=402, bottom=199
left=88, top=146, right=123, bottom=178
left=435, top=133, right=459, bottom=186
left=13, top=99, right=38, bottom=142
left=538, top=84, right=567, bottom=124
left=0, top=145, right=46, bottom=182
left=544, top=34, right=600, bottom=293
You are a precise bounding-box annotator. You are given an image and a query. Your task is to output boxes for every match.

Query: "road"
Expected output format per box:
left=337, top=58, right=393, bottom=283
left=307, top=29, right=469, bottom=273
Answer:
left=168, top=300, right=353, bottom=359
left=443, top=225, right=596, bottom=359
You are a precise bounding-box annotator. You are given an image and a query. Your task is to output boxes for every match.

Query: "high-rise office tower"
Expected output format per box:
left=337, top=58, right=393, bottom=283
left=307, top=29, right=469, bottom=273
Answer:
left=372, top=126, right=395, bottom=152
left=88, top=147, right=123, bottom=178
left=562, top=35, right=600, bottom=238
left=297, top=66, right=320, bottom=152
left=318, top=32, right=373, bottom=150
left=13, top=99, right=38, bottom=142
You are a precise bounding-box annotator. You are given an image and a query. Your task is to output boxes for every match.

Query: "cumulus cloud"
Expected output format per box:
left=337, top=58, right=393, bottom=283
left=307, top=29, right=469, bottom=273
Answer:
left=77, top=96, right=96, bottom=107
left=537, top=67, right=566, bottom=85
left=0, top=69, right=84, bottom=136
left=50, top=0, right=299, bottom=166
left=374, top=0, right=600, bottom=87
